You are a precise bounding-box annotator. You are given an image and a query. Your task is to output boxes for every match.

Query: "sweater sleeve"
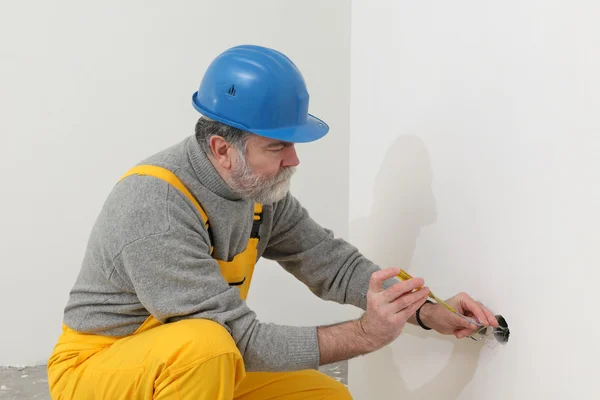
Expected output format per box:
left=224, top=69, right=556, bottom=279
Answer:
left=113, top=187, right=320, bottom=372
left=262, top=192, right=389, bottom=310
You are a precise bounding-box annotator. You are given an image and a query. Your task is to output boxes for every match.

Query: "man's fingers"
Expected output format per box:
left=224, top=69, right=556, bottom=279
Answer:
left=458, top=314, right=481, bottom=331
left=390, top=285, right=430, bottom=313
left=454, top=327, right=476, bottom=339
left=481, top=305, right=499, bottom=327
left=397, top=291, right=429, bottom=319
left=382, top=277, right=426, bottom=302
left=369, top=267, right=401, bottom=293
left=459, top=294, right=489, bottom=326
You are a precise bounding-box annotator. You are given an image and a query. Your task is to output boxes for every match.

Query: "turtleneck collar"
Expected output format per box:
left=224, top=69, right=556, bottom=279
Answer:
left=186, top=136, right=244, bottom=201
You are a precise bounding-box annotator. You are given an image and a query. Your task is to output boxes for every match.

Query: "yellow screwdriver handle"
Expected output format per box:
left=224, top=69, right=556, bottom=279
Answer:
left=397, top=269, right=458, bottom=314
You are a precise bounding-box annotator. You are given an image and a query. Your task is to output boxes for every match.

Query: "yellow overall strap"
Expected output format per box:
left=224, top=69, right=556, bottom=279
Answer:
left=251, top=203, right=263, bottom=237
left=118, top=165, right=213, bottom=253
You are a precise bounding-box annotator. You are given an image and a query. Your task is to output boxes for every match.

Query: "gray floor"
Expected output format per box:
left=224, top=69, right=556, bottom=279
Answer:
left=0, top=362, right=346, bottom=399
left=0, top=366, right=49, bottom=400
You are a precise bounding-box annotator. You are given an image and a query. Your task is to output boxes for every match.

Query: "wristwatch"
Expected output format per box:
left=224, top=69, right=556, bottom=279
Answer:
left=416, top=300, right=433, bottom=330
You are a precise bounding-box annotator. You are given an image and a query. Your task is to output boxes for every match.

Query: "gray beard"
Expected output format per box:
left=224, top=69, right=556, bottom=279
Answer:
left=228, top=151, right=296, bottom=204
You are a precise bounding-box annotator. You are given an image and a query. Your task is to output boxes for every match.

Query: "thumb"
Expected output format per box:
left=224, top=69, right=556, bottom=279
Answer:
left=454, top=327, right=473, bottom=339
left=456, top=314, right=480, bottom=330
left=452, top=315, right=480, bottom=339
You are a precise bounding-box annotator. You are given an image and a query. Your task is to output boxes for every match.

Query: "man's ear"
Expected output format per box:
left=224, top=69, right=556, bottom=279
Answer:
left=209, top=136, right=234, bottom=170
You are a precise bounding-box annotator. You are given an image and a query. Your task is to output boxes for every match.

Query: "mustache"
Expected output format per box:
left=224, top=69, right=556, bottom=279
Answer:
left=228, top=155, right=297, bottom=204
left=273, top=166, right=296, bottom=184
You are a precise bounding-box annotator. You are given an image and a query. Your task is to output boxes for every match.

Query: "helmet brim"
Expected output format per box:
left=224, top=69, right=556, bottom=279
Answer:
left=250, top=114, right=329, bottom=143
left=192, top=92, right=329, bottom=143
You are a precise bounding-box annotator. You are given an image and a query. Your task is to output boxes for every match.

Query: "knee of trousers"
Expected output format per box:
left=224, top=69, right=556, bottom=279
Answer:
left=301, top=370, right=353, bottom=399
left=151, top=318, right=243, bottom=367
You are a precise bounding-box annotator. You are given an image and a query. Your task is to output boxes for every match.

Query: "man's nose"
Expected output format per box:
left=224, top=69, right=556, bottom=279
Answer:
left=282, top=145, right=300, bottom=167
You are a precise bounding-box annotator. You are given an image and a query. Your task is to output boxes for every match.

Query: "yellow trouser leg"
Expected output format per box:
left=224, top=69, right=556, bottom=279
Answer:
left=48, top=318, right=352, bottom=399
left=49, top=319, right=245, bottom=400
left=235, top=370, right=352, bottom=400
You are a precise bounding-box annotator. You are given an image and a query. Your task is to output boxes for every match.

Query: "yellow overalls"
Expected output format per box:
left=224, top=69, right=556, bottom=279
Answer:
left=47, top=165, right=351, bottom=400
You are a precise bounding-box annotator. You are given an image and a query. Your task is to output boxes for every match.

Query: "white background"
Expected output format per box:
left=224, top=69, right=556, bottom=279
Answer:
left=3, top=1, right=600, bottom=398
left=349, top=1, right=600, bottom=398
left=0, top=0, right=352, bottom=366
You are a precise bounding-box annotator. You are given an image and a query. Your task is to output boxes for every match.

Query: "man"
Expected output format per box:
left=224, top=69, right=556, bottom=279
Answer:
left=48, top=45, right=499, bottom=399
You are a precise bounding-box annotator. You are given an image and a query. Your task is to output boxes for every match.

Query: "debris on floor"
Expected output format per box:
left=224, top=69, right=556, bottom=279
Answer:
left=0, top=365, right=49, bottom=400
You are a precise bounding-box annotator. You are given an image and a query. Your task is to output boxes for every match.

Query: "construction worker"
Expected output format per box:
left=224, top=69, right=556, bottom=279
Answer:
left=47, top=45, right=499, bottom=399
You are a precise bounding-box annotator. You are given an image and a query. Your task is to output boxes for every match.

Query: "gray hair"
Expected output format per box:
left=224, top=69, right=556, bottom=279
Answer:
left=194, top=116, right=251, bottom=156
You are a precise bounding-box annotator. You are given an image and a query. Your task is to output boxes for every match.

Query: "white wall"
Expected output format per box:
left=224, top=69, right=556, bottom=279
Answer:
left=349, top=1, right=599, bottom=398
left=0, top=0, right=351, bottom=366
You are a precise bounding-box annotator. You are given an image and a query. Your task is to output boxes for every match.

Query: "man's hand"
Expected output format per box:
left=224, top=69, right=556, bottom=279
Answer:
left=316, top=267, right=430, bottom=365
left=359, top=267, right=431, bottom=350
left=419, top=292, right=499, bottom=338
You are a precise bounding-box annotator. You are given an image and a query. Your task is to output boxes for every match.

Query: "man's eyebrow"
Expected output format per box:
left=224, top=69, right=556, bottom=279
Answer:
left=266, top=141, right=293, bottom=148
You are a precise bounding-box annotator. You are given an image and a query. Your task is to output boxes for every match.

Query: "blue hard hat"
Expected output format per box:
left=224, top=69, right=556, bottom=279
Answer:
left=192, top=45, right=329, bottom=143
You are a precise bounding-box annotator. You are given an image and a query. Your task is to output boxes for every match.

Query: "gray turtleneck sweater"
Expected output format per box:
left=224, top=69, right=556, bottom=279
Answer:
left=63, top=135, right=384, bottom=372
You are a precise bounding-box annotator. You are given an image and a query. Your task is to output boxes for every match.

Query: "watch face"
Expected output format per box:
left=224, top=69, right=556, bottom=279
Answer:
left=493, top=314, right=510, bottom=344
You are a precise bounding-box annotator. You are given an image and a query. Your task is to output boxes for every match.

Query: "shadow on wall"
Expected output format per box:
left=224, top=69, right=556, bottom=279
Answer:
left=350, top=135, right=484, bottom=398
